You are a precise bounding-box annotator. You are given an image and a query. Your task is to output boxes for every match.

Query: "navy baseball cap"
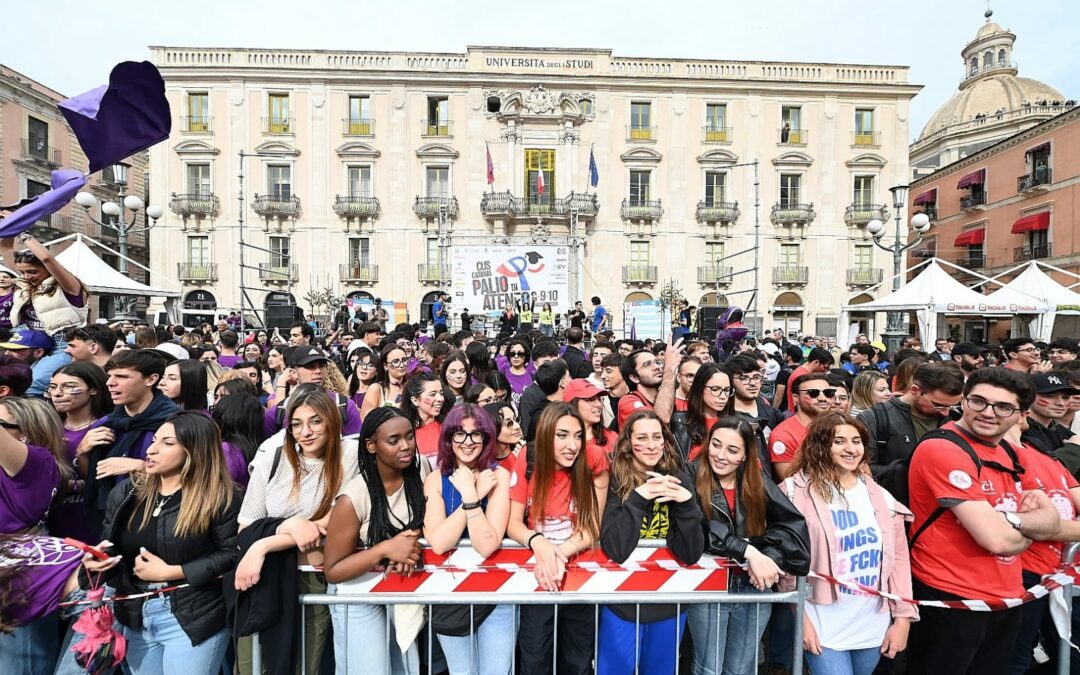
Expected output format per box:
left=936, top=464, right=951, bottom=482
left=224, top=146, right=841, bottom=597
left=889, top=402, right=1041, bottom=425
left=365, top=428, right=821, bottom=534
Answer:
left=0, top=329, right=55, bottom=352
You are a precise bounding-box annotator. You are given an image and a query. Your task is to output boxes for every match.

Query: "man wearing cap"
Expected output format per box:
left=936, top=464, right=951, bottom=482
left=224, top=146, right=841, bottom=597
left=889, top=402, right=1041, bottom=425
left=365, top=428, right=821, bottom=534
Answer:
left=1021, top=373, right=1080, bottom=457
left=0, top=328, right=58, bottom=397
left=264, top=345, right=362, bottom=437
left=952, top=341, right=989, bottom=378
left=64, top=325, right=119, bottom=370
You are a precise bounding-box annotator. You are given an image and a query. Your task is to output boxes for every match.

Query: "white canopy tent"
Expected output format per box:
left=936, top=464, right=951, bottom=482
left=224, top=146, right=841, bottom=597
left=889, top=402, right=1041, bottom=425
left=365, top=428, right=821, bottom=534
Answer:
left=981, top=262, right=1080, bottom=340
left=50, top=236, right=179, bottom=298
left=839, top=259, right=1003, bottom=346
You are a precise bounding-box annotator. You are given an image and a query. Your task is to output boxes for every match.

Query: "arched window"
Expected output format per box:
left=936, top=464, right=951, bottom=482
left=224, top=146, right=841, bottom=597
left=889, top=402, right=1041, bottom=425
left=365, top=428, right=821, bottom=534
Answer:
left=998, top=49, right=1007, bottom=65
left=983, top=52, right=993, bottom=69
left=579, top=98, right=593, bottom=116
left=970, top=58, right=979, bottom=76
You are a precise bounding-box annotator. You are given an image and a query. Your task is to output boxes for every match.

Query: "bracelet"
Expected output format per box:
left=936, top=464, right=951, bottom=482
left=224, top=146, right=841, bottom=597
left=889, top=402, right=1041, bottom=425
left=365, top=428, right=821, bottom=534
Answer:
left=526, top=532, right=543, bottom=550
left=461, top=501, right=482, bottom=511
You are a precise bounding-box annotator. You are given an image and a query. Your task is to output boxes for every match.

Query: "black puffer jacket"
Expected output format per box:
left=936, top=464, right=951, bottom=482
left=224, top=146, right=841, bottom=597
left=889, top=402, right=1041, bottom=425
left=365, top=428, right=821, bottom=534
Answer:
left=699, top=465, right=810, bottom=577
left=96, top=482, right=241, bottom=645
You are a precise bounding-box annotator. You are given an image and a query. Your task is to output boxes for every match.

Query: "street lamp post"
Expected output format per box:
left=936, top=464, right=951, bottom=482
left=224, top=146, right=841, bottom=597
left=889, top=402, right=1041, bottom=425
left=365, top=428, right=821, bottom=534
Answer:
left=865, top=184, right=932, bottom=355
left=74, top=163, right=163, bottom=317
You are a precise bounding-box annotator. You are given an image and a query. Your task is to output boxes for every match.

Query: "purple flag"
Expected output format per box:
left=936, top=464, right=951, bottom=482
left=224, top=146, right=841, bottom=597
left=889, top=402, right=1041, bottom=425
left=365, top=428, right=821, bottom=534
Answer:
left=59, top=61, right=171, bottom=174
left=0, top=169, right=86, bottom=238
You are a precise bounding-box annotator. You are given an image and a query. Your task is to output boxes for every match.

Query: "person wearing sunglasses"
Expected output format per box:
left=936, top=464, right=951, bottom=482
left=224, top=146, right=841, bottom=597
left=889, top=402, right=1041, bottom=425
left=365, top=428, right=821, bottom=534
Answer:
left=770, top=374, right=835, bottom=481
left=856, top=361, right=965, bottom=506
left=906, top=368, right=1061, bottom=675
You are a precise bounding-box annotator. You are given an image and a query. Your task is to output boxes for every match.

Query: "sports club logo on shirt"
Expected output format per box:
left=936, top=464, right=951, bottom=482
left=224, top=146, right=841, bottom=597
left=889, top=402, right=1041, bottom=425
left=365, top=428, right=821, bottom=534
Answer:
left=496, top=251, right=545, bottom=292
left=771, top=440, right=789, bottom=459
left=948, top=470, right=973, bottom=490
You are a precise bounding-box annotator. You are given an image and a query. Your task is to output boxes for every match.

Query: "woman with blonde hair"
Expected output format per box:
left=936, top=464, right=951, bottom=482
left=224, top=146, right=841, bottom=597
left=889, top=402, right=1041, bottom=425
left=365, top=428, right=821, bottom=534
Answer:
left=849, top=370, right=892, bottom=417
left=0, top=397, right=70, bottom=535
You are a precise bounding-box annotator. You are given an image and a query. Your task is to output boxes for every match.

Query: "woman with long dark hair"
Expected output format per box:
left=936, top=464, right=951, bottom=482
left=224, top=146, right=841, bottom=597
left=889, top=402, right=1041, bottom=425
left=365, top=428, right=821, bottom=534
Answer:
left=359, top=343, right=410, bottom=419
left=669, top=363, right=734, bottom=460
left=598, top=409, right=705, bottom=674
left=485, top=371, right=512, bottom=404
left=689, top=416, right=810, bottom=675
left=323, top=406, right=427, bottom=675
left=82, top=411, right=240, bottom=674
left=506, top=403, right=608, bottom=674
left=347, top=349, right=378, bottom=409
left=784, top=413, right=916, bottom=675
left=441, top=349, right=470, bottom=398
left=466, top=341, right=494, bottom=387
left=159, top=359, right=209, bottom=411
left=211, top=393, right=266, bottom=489
left=265, top=345, right=287, bottom=389
left=483, top=400, right=521, bottom=473
left=565, top=378, right=616, bottom=459
left=400, top=371, right=447, bottom=464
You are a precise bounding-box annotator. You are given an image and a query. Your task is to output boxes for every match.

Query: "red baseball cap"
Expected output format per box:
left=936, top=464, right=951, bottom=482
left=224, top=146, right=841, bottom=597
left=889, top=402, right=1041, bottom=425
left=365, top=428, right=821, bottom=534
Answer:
left=563, top=378, right=607, bottom=403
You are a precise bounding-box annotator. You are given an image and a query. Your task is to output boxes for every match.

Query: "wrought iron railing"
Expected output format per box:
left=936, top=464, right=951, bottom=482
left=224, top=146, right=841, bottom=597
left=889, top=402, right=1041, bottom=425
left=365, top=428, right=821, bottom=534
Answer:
left=339, top=264, right=378, bottom=283
left=770, top=203, right=816, bottom=224
left=252, top=194, right=301, bottom=218
left=696, top=201, right=740, bottom=223
left=333, top=195, right=381, bottom=219
left=773, top=266, right=809, bottom=284
left=422, top=120, right=452, bottom=137
left=846, top=268, right=883, bottom=286
left=261, top=117, right=294, bottom=134
left=21, top=138, right=61, bottom=164
left=703, top=126, right=733, bottom=143
left=954, top=255, right=986, bottom=269
left=182, top=116, right=212, bottom=132
left=170, top=193, right=220, bottom=217
left=177, top=263, right=218, bottom=281
left=961, top=193, right=987, bottom=209
left=413, top=196, right=459, bottom=220
left=1014, top=244, right=1052, bottom=262
left=697, top=266, right=734, bottom=284
left=844, top=203, right=889, bottom=226
left=852, top=131, right=881, bottom=147
left=779, top=128, right=808, bottom=145
left=1017, top=169, right=1053, bottom=192
left=417, top=263, right=448, bottom=283
left=626, top=125, right=656, bottom=141
left=622, top=265, right=658, bottom=284
left=342, top=118, right=375, bottom=136
left=620, top=199, right=664, bottom=221
left=258, top=263, right=298, bottom=282
left=480, top=192, right=599, bottom=219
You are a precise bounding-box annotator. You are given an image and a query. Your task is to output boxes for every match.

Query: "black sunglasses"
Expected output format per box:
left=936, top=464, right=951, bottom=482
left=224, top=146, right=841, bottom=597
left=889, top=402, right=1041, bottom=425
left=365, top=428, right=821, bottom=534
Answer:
left=0, top=420, right=21, bottom=430
left=799, top=388, right=837, bottom=399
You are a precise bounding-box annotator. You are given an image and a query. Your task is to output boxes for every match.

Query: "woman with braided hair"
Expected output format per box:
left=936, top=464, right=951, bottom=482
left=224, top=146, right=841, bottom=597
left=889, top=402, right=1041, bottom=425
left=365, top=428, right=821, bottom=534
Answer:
left=324, top=406, right=428, bottom=675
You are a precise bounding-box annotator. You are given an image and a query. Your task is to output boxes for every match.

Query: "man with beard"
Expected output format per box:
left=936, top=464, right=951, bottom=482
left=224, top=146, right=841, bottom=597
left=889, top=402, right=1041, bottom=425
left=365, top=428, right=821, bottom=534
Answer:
left=617, top=345, right=680, bottom=428
left=769, top=373, right=833, bottom=480
left=952, top=341, right=990, bottom=378
left=724, top=354, right=785, bottom=471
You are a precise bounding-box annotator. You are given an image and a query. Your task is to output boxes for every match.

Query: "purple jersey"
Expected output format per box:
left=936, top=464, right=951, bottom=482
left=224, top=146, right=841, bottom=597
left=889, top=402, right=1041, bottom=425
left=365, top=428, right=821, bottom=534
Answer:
left=0, top=536, right=83, bottom=626
left=1, top=445, right=61, bottom=534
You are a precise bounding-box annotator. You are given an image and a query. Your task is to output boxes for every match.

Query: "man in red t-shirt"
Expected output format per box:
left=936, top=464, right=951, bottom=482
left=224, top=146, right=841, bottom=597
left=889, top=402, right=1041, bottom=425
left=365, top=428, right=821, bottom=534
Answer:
left=783, top=347, right=834, bottom=411
left=770, top=373, right=832, bottom=480
left=616, top=343, right=683, bottom=429
left=906, top=368, right=1060, bottom=675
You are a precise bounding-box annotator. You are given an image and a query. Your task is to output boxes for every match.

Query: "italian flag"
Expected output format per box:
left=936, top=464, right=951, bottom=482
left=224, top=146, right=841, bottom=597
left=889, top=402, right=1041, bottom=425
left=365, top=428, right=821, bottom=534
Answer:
left=536, top=170, right=545, bottom=196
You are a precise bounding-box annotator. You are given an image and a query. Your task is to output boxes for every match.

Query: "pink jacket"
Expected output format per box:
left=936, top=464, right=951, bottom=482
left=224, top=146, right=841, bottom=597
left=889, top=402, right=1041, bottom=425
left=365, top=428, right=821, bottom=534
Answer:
left=781, top=471, right=918, bottom=621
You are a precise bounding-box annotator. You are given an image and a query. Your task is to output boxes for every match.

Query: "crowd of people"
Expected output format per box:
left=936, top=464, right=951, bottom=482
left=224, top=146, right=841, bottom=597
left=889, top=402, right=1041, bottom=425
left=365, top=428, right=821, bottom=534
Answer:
left=2, top=240, right=1080, bottom=675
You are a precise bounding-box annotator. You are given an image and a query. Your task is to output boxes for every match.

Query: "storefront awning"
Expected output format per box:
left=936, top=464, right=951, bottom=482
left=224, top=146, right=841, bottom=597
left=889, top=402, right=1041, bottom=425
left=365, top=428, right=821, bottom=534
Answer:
left=957, top=169, right=986, bottom=189
left=954, top=229, right=986, bottom=247
left=1011, top=211, right=1050, bottom=234
left=913, top=188, right=937, bottom=205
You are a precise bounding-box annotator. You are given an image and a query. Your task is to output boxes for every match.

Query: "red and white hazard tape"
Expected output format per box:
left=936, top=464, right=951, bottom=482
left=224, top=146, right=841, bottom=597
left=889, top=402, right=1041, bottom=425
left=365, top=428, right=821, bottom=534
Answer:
left=59, top=582, right=191, bottom=608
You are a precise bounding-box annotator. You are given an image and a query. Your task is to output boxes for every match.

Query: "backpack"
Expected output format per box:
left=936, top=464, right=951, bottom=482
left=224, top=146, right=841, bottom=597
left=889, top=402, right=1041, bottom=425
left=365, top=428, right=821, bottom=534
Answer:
left=906, top=427, right=1022, bottom=548
left=268, top=393, right=350, bottom=480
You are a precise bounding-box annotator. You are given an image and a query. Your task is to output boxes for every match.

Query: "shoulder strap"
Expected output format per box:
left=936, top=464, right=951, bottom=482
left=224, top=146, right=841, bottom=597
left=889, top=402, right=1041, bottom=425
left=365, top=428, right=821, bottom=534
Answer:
left=268, top=444, right=285, bottom=481
left=908, top=427, right=987, bottom=548
left=525, top=443, right=536, bottom=481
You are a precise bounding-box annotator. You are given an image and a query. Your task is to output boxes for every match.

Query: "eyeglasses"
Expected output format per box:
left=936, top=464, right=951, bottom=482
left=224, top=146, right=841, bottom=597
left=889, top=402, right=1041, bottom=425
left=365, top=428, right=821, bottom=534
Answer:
left=704, top=385, right=733, bottom=397
left=387, top=358, right=408, bottom=368
left=734, top=373, right=763, bottom=384
left=1015, top=347, right=1041, bottom=354
left=452, top=430, right=488, bottom=445
left=0, top=420, right=20, bottom=430
left=477, top=396, right=497, bottom=406
left=919, top=391, right=959, bottom=413
left=509, top=351, right=527, bottom=358
left=45, top=383, right=85, bottom=396
left=799, top=388, right=837, bottom=399
left=356, top=362, right=376, bottom=370
left=1049, top=349, right=1074, bottom=357
left=964, top=396, right=1020, bottom=417
left=289, top=417, right=326, bottom=434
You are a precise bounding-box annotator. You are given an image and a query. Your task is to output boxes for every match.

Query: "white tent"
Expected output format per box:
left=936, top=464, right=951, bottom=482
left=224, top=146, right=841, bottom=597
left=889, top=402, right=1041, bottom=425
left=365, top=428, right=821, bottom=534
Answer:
left=839, top=259, right=1002, bottom=345
left=52, top=236, right=179, bottom=297
left=982, top=262, right=1080, bottom=339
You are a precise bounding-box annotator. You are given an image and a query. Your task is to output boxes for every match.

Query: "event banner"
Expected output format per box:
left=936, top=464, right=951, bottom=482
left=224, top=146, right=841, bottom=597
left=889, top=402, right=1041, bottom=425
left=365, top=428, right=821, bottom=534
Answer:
left=450, top=245, right=570, bottom=314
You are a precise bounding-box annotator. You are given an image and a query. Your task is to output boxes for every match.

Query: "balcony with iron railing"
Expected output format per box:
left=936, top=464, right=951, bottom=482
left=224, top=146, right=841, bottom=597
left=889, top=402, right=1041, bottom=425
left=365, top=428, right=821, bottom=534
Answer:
left=170, top=193, right=220, bottom=218
left=333, top=195, right=381, bottom=219
left=620, top=199, right=663, bottom=221
left=773, top=266, right=809, bottom=285
left=627, top=125, right=656, bottom=142
left=413, top=196, right=459, bottom=220
left=1018, top=168, right=1053, bottom=192
left=261, top=117, right=294, bottom=134
left=422, top=120, right=452, bottom=137
left=852, top=131, right=881, bottom=147
left=703, top=126, right=732, bottom=143
left=342, top=118, right=375, bottom=136
left=961, top=193, right=986, bottom=210
left=697, top=265, right=734, bottom=285
left=954, top=254, right=986, bottom=269
left=253, top=194, right=301, bottom=219
left=258, top=263, right=299, bottom=283
left=779, top=128, right=808, bottom=145
left=417, top=263, right=449, bottom=284
left=771, top=202, right=816, bottom=225
left=21, top=138, right=61, bottom=165
left=339, top=263, right=378, bottom=284
left=846, top=268, right=883, bottom=286
left=1014, top=244, right=1052, bottom=262
left=962, top=60, right=1019, bottom=84
left=480, top=192, right=599, bottom=221
left=177, top=262, right=218, bottom=282
left=844, top=203, right=889, bottom=226
left=181, top=116, right=212, bottom=132
left=622, top=265, right=658, bottom=285
left=696, top=200, right=740, bottom=224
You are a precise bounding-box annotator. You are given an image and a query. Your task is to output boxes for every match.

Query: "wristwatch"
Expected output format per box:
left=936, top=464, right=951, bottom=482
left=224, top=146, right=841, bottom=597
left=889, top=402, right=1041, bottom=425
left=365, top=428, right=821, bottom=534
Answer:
left=1004, top=511, right=1023, bottom=531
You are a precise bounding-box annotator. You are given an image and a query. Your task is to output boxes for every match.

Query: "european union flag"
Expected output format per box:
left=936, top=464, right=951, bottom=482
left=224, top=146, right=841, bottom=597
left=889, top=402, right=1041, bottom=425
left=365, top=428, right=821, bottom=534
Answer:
left=588, top=147, right=599, bottom=188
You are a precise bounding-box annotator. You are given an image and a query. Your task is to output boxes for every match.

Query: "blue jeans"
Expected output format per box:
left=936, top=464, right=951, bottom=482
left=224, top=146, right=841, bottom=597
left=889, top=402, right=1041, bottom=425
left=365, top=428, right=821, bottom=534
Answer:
left=804, top=646, right=881, bottom=675
left=687, top=575, right=771, bottom=675
left=596, top=606, right=686, bottom=675
left=123, top=595, right=228, bottom=675
left=328, top=584, right=419, bottom=675
left=0, top=612, right=59, bottom=675
left=28, top=333, right=71, bottom=398
left=436, top=604, right=516, bottom=675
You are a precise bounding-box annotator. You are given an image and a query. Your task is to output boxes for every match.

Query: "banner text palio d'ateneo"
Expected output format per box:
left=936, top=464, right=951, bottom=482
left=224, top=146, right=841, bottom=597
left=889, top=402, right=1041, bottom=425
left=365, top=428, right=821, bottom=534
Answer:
left=450, top=246, right=570, bottom=314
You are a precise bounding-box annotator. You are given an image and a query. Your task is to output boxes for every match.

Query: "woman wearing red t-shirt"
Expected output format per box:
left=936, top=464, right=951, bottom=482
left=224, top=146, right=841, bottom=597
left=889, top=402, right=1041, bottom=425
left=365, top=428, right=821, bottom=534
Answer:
left=507, top=403, right=609, bottom=675
left=565, top=378, right=616, bottom=462
left=483, top=400, right=521, bottom=474
left=669, top=363, right=734, bottom=461
left=400, top=371, right=446, bottom=469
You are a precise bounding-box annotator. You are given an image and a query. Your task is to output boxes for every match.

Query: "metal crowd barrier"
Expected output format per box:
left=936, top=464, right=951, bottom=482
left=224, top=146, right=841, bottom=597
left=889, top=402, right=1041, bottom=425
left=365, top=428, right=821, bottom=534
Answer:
left=250, top=539, right=808, bottom=675
left=1058, top=541, right=1080, bottom=674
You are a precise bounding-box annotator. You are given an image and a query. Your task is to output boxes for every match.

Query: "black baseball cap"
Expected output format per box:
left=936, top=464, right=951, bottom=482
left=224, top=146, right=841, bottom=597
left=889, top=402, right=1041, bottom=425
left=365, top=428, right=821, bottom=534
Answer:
left=288, top=346, right=329, bottom=368
left=1032, top=373, right=1080, bottom=396
left=951, top=341, right=990, bottom=358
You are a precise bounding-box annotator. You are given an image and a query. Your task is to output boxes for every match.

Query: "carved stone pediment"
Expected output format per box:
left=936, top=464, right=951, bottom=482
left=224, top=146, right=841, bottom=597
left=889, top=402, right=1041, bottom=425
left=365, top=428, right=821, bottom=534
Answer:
left=487, top=85, right=593, bottom=125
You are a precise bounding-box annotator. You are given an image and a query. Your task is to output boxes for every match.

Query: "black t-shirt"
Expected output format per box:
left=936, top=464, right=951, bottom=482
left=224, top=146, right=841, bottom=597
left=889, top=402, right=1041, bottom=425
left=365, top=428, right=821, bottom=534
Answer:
left=569, top=309, right=585, bottom=329
left=116, top=490, right=182, bottom=572
left=774, top=367, right=793, bottom=411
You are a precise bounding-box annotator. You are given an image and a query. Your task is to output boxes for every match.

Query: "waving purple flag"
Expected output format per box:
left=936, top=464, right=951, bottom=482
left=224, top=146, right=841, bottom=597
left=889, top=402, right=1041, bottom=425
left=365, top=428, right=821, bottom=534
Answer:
left=59, top=61, right=171, bottom=174
left=0, top=169, right=86, bottom=238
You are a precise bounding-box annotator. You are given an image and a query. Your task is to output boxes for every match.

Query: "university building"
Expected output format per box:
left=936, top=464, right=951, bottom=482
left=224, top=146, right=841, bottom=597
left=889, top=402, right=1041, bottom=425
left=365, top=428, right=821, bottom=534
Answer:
left=147, top=44, right=920, bottom=336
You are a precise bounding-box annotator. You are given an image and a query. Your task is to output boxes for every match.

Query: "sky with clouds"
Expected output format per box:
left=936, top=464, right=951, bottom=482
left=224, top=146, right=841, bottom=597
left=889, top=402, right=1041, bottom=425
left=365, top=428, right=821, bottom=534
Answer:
left=3, top=0, right=1076, bottom=140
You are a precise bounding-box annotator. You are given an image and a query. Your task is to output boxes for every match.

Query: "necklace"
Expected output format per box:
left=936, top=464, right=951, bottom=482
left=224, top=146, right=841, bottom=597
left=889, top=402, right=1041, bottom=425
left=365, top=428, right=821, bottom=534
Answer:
left=64, top=419, right=94, bottom=431
left=152, top=491, right=179, bottom=517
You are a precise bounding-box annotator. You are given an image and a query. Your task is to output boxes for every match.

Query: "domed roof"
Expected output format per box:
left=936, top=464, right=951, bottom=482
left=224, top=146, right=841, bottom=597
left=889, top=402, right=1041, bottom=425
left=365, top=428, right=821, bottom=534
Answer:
left=921, top=74, right=1065, bottom=137
left=975, top=21, right=1005, bottom=40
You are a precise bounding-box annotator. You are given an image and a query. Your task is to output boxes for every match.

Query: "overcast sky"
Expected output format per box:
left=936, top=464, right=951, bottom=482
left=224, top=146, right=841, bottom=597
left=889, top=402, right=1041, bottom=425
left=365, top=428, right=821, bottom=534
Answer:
left=3, top=0, right=1076, bottom=140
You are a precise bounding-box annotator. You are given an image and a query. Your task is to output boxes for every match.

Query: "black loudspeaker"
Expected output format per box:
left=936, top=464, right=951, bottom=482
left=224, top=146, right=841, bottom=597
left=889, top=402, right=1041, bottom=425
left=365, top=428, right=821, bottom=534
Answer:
left=697, top=306, right=729, bottom=344
left=265, top=305, right=298, bottom=330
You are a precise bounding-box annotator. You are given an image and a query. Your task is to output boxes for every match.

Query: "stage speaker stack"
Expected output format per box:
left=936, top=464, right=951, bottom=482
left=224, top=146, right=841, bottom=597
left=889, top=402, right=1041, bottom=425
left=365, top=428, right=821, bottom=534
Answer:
left=697, top=306, right=728, bottom=344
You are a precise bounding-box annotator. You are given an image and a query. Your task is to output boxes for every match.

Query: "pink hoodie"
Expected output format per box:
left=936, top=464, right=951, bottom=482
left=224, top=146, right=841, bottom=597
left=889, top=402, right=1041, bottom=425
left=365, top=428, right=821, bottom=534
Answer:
left=781, top=471, right=918, bottom=622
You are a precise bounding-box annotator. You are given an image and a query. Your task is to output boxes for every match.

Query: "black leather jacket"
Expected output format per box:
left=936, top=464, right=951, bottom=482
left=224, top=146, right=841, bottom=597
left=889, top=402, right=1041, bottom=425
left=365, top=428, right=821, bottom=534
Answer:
left=96, top=482, right=241, bottom=645
left=698, top=465, right=811, bottom=577
left=858, top=397, right=949, bottom=505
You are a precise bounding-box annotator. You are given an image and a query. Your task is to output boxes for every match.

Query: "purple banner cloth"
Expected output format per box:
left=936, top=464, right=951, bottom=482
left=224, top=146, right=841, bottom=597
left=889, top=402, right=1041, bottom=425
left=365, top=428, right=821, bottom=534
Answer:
left=0, top=169, right=86, bottom=238
left=59, top=61, right=171, bottom=174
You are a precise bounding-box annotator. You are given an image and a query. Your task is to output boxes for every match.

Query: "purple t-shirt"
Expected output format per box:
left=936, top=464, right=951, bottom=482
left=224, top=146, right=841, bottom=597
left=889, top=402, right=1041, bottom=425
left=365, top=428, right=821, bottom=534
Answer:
left=1, top=444, right=61, bottom=534
left=19, top=290, right=85, bottom=331
left=46, top=420, right=108, bottom=543
left=0, top=290, right=14, bottom=328
left=496, top=356, right=536, bottom=409
left=1, top=536, right=83, bottom=625
left=263, top=392, right=363, bottom=437
left=222, top=441, right=250, bottom=489
left=217, top=355, right=242, bottom=369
